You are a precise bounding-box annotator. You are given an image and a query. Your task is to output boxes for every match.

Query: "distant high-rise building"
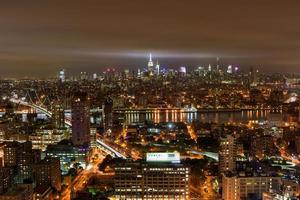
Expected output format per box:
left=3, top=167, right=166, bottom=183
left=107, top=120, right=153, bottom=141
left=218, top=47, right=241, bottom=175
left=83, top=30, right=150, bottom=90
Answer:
left=147, top=53, right=155, bottom=76
left=197, top=66, right=205, bottom=76
left=147, top=53, right=154, bottom=70
left=179, top=66, right=187, bottom=76
left=249, top=66, right=259, bottom=84
left=71, top=92, right=90, bottom=146
left=58, top=69, right=65, bottom=82
left=219, top=135, right=237, bottom=173
left=92, top=73, right=97, bottom=80
left=124, top=69, right=130, bottom=79
left=227, top=65, right=233, bottom=74
left=208, top=64, right=212, bottom=72
left=234, top=66, right=239, bottom=73
left=80, top=72, right=88, bottom=80
left=155, top=60, right=160, bottom=75
left=34, top=157, right=61, bottom=192
left=216, top=57, right=220, bottom=71
left=52, top=103, right=65, bottom=129
left=114, top=152, right=190, bottom=200
left=103, top=97, right=113, bottom=131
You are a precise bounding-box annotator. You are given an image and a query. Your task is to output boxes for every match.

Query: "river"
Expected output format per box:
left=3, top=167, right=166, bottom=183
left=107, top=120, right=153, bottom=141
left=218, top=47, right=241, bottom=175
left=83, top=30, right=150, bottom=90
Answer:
left=120, top=109, right=287, bottom=125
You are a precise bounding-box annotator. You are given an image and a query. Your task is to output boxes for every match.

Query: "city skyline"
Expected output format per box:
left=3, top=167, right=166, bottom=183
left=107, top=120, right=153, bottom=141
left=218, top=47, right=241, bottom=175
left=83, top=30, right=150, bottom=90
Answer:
left=1, top=2, right=300, bottom=200
left=1, top=1, right=300, bottom=77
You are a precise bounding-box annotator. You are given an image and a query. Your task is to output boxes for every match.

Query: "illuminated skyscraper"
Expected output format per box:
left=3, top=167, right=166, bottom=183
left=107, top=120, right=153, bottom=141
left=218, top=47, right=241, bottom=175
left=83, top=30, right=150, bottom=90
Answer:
left=234, top=66, right=239, bottom=73
left=58, top=69, right=65, bottom=82
left=147, top=53, right=154, bottom=69
left=93, top=73, right=97, bottom=80
left=208, top=64, right=212, bottom=72
left=219, top=135, right=237, bottom=173
left=179, top=66, right=187, bottom=76
left=71, top=92, right=90, bottom=146
left=147, top=53, right=154, bottom=75
left=197, top=66, right=205, bottom=76
left=227, top=65, right=233, bottom=74
left=52, top=102, right=65, bottom=129
left=103, top=97, right=113, bottom=131
left=155, top=60, right=160, bottom=75
left=216, top=57, right=220, bottom=70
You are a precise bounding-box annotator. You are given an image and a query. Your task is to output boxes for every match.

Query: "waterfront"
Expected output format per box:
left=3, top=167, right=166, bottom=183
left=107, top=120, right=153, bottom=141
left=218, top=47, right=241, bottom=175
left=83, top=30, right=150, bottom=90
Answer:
left=120, top=109, right=279, bottom=125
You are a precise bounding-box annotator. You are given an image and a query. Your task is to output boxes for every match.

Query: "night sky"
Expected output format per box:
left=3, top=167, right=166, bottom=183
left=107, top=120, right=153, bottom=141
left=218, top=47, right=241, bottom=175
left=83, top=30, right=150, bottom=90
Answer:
left=1, top=1, right=300, bottom=78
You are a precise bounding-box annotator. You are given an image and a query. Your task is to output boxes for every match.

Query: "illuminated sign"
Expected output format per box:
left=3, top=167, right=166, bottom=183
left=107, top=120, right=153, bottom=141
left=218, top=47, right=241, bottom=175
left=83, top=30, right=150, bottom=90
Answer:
left=146, top=152, right=180, bottom=163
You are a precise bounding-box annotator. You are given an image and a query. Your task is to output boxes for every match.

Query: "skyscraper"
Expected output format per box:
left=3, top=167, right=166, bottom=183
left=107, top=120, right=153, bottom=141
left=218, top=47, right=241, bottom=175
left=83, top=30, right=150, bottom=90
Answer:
left=3, top=141, right=41, bottom=183
left=155, top=60, right=160, bottom=75
left=219, top=135, right=237, bottom=173
left=103, top=97, right=113, bottom=131
left=147, top=53, right=154, bottom=75
left=58, top=69, right=65, bottom=82
left=52, top=102, right=65, bottom=129
left=3, top=142, right=19, bottom=168
left=17, top=142, right=39, bottom=183
left=71, top=91, right=90, bottom=146
left=227, top=65, right=233, bottom=74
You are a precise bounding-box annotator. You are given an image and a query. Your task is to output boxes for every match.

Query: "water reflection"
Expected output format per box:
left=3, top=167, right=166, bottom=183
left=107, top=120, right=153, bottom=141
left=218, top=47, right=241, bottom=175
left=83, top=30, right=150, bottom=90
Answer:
left=123, top=110, right=272, bottom=125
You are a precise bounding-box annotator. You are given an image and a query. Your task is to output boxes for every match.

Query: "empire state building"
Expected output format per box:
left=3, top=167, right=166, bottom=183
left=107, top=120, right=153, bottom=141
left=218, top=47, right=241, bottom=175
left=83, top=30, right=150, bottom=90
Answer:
left=147, top=53, right=154, bottom=75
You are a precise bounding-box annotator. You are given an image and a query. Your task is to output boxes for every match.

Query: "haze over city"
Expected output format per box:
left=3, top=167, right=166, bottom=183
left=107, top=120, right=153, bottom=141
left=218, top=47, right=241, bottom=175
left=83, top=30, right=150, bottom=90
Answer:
left=1, top=1, right=300, bottom=77
left=1, top=1, right=300, bottom=200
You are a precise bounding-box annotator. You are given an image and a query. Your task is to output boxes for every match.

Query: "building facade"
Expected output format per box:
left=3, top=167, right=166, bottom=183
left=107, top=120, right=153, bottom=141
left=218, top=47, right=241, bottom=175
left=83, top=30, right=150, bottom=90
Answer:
left=222, top=172, right=282, bottom=200
left=114, top=152, right=190, bottom=200
left=71, top=91, right=90, bottom=146
left=219, top=135, right=237, bottom=173
left=34, top=157, right=61, bottom=192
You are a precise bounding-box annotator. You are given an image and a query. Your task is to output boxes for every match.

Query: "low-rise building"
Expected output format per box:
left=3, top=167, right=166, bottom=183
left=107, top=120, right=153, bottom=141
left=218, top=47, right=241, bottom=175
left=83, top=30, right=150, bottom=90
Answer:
left=45, top=143, right=88, bottom=174
left=29, top=129, right=65, bottom=151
